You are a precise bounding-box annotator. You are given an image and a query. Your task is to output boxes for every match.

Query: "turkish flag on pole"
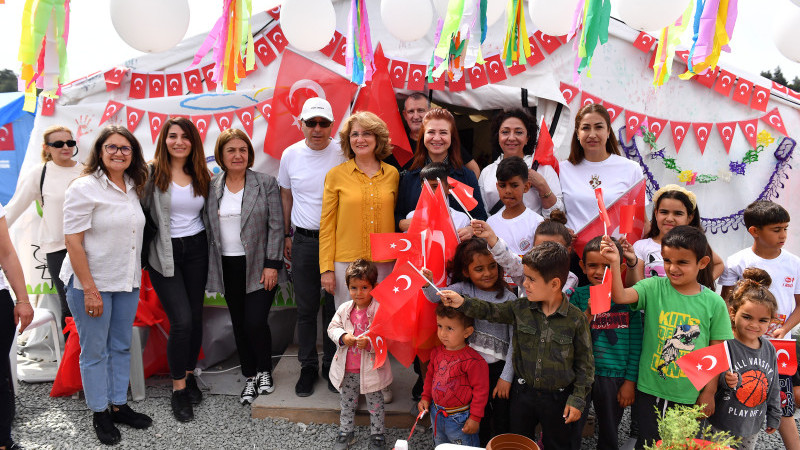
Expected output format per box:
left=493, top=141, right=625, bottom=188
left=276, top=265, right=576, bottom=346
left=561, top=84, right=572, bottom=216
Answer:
left=370, top=261, right=428, bottom=317
left=352, top=45, right=413, bottom=167
left=264, top=50, right=357, bottom=159
left=618, top=204, right=637, bottom=235
left=770, top=339, right=798, bottom=376
left=370, top=232, right=423, bottom=265
left=408, top=181, right=459, bottom=287
left=574, top=180, right=647, bottom=257
left=590, top=268, right=612, bottom=315
left=676, top=342, right=731, bottom=391
left=595, top=188, right=612, bottom=230
left=533, top=118, right=560, bottom=175
left=446, top=177, right=478, bottom=211
left=370, top=334, right=388, bottom=369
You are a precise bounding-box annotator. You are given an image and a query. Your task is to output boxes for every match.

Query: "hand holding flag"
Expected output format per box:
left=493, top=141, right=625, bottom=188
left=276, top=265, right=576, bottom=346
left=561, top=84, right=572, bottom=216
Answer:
left=595, top=187, right=611, bottom=235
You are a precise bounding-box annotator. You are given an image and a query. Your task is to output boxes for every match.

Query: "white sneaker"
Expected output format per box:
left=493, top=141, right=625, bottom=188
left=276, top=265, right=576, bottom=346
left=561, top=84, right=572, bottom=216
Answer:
left=257, top=371, right=275, bottom=395
left=240, top=377, right=258, bottom=405
left=381, top=387, right=393, bottom=404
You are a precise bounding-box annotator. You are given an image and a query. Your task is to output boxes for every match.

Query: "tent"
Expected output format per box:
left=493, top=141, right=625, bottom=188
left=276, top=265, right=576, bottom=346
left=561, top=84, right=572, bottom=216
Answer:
left=0, top=92, right=35, bottom=205
left=12, top=1, right=800, bottom=291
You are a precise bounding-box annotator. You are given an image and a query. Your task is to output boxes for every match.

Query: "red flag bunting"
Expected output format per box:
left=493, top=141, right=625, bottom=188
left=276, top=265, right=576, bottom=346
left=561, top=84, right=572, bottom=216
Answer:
left=389, top=59, right=409, bottom=89
left=40, top=97, right=55, bottom=116
left=184, top=68, right=204, bottom=94
left=716, top=121, right=737, bottom=153
left=580, top=92, right=602, bottom=109
left=632, top=32, right=656, bottom=52
left=253, top=36, right=277, bottom=67
left=448, top=73, right=467, bottom=91
left=507, top=59, right=527, bottom=76
left=732, top=78, right=753, bottom=105
left=407, top=63, right=427, bottom=90
left=693, top=122, right=713, bottom=154
left=670, top=121, right=690, bottom=153
left=772, top=81, right=789, bottom=95
left=601, top=100, right=623, bottom=123
left=483, top=55, right=508, bottom=84
left=751, top=84, right=770, bottom=112
left=99, top=100, right=124, bottom=126
left=126, top=107, right=145, bottom=131
left=320, top=30, right=343, bottom=57
left=533, top=118, right=559, bottom=175
left=148, top=112, right=168, bottom=143
left=266, top=25, right=288, bottom=52
left=191, top=115, right=212, bottom=142
left=589, top=268, right=612, bottom=315
left=332, top=36, right=348, bottom=66
left=370, top=232, right=423, bottom=264
left=236, top=107, right=255, bottom=137
left=0, top=124, right=14, bottom=150
left=676, top=342, right=731, bottom=391
left=739, top=118, right=758, bottom=148
left=256, top=99, right=272, bottom=122
left=694, top=67, right=718, bottom=88
left=559, top=82, right=578, bottom=104
left=104, top=67, right=127, bottom=91
left=148, top=73, right=165, bottom=98
left=165, top=73, right=183, bottom=96
left=201, top=64, right=217, bottom=92
left=761, top=108, right=787, bottom=136
left=447, top=177, right=478, bottom=211
left=526, top=36, right=545, bottom=67
left=625, top=110, right=646, bottom=142
left=713, top=69, right=735, bottom=97
left=267, top=6, right=281, bottom=20
left=428, top=74, right=446, bottom=91
left=215, top=111, right=235, bottom=132
left=770, top=339, right=798, bottom=376
left=533, top=30, right=562, bottom=53
left=675, top=50, right=690, bottom=65
left=467, top=64, right=488, bottom=89
left=574, top=180, right=646, bottom=256
left=648, top=117, right=668, bottom=141
left=129, top=72, right=147, bottom=99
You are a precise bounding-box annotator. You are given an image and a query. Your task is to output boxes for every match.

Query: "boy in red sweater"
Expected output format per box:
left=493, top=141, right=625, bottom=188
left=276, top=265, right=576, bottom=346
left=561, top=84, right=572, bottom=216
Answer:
left=418, top=304, right=489, bottom=447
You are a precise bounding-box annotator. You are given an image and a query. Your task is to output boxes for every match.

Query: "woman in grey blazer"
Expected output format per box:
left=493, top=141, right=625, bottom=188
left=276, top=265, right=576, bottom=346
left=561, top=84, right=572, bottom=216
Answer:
left=205, top=129, right=283, bottom=405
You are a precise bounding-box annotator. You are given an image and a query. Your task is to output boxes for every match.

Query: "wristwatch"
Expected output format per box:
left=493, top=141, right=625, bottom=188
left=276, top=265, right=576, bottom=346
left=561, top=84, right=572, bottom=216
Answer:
left=284, top=228, right=293, bottom=238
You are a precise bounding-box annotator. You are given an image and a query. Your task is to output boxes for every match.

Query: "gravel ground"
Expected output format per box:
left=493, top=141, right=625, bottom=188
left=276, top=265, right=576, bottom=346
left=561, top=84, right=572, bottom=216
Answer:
left=7, top=380, right=795, bottom=449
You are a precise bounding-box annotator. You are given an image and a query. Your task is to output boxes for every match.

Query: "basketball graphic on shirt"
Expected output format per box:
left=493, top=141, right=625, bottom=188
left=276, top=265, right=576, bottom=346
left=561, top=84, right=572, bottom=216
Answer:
left=736, top=370, right=769, bottom=408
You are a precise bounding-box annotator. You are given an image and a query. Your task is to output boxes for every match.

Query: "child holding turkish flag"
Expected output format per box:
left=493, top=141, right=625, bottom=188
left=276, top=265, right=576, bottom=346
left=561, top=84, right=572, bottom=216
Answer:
left=707, top=268, right=780, bottom=450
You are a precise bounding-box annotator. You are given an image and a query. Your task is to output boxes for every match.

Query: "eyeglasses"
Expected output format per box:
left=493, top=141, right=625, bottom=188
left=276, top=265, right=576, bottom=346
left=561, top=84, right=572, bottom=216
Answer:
left=103, top=144, right=133, bottom=155
left=303, top=119, right=332, bottom=129
left=349, top=131, right=374, bottom=139
left=46, top=140, right=77, bottom=148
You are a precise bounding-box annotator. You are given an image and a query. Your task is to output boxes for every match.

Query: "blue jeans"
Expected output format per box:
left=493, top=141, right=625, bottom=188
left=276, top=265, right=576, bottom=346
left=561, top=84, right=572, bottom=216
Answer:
left=66, top=278, right=140, bottom=412
left=431, top=404, right=480, bottom=447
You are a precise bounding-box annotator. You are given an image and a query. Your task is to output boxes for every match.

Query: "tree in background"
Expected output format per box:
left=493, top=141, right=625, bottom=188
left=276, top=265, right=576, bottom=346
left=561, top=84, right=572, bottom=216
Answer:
left=0, top=69, right=18, bottom=93
left=761, top=65, right=800, bottom=92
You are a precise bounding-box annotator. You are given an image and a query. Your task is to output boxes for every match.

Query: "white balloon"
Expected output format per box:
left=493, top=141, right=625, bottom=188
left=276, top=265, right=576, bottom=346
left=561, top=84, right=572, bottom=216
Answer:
left=774, top=6, right=800, bottom=62
left=110, top=0, right=189, bottom=53
left=485, top=0, right=506, bottom=27
left=616, top=0, right=692, bottom=32
left=382, top=0, right=433, bottom=42
left=281, top=0, right=336, bottom=52
left=529, top=0, right=581, bottom=37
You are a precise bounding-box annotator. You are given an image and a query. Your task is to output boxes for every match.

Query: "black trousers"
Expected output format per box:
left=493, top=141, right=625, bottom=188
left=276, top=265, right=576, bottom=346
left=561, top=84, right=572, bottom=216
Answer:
left=221, top=256, right=275, bottom=378
left=0, top=290, right=15, bottom=446
left=45, top=249, right=69, bottom=330
left=633, top=389, right=692, bottom=449
left=148, top=231, right=209, bottom=380
left=479, top=360, right=511, bottom=446
left=575, top=375, right=629, bottom=450
left=510, top=379, right=582, bottom=450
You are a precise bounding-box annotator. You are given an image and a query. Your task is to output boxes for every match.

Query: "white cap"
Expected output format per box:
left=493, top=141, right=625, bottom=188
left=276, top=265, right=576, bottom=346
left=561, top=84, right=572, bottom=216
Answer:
left=299, top=97, right=334, bottom=121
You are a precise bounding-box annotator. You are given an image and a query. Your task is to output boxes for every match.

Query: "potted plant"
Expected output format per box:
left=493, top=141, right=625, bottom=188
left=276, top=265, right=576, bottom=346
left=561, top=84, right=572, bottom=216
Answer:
left=646, top=404, right=740, bottom=450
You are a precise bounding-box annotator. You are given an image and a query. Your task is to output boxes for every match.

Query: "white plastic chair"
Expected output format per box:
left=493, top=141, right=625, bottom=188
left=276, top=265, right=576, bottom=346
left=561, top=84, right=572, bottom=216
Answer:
left=10, top=307, right=63, bottom=393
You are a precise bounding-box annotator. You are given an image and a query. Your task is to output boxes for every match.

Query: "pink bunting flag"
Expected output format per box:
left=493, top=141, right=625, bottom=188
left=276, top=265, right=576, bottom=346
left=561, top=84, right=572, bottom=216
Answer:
left=693, top=122, right=713, bottom=154
left=739, top=119, right=759, bottom=149
left=148, top=74, right=165, bottom=98
left=714, top=69, right=735, bottom=97
left=580, top=92, right=602, bottom=108
left=559, top=82, right=579, bottom=104
left=129, top=72, right=147, bottom=99
left=648, top=117, right=668, bottom=141
left=126, top=107, right=145, bottom=131
left=215, top=111, right=234, bottom=132
left=99, top=100, right=124, bottom=126
left=751, top=85, right=770, bottom=112
left=166, top=73, right=183, bottom=97
left=601, top=101, right=622, bottom=123
left=761, top=108, right=787, bottom=135
left=236, top=107, right=255, bottom=137
left=184, top=69, right=204, bottom=94
left=671, top=121, right=690, bottom=153
left=716, top=122, right=737, bottom=153
left=468, top=65, right=488, bottom=89
left=104, top=67, right=127, bottom=92
left=191, top=115, right=212, bottom=142
left=148, top=112, right=168, bottom=143
left=732, top=78, right=753, bottom=105
left=625, top=111, right=646, bottom=142
left=389, top=60, right=409, bottom=89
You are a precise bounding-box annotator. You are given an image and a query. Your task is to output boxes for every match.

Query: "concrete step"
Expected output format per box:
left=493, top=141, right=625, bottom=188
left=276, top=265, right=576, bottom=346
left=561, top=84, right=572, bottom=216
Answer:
left=251, top=348, right=422, bottom=429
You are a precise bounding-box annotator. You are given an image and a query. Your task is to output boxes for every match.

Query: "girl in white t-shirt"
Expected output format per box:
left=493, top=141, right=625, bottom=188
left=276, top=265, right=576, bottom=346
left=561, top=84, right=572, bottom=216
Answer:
left=622, top=184, right=724, bottom=286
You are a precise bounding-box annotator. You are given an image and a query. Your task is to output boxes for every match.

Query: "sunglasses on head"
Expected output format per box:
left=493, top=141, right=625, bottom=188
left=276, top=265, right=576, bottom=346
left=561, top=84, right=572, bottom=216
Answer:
left=46, top=140, right=77, bottom=148
left=303, top=119, right=332, bottom=128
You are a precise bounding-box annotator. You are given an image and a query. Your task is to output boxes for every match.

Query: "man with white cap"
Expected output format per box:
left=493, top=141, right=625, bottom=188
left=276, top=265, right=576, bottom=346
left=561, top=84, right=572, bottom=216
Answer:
left=278, top=97, right=345, bottom=397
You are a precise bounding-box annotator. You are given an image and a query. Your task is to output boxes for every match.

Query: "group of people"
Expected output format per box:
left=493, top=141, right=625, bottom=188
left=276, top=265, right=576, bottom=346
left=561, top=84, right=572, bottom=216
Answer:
left=0, top=95, right=796, bottom=450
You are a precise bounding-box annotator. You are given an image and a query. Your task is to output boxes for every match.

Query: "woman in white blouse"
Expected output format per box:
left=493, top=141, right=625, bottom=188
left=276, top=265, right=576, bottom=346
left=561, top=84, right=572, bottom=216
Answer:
left=479, top=109, right=563, bottom=218
left=60, top=126, right=151, bottom=445
left=4, top=125, right=83, bottom=329
left=142, top=118, right=210, bottom=422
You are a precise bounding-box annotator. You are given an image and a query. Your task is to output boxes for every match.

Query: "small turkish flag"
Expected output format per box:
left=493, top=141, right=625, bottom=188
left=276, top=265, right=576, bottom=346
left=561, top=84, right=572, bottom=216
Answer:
left=126, top=107, right=145, bottom=131
left=694, top=67, right=718, bottom=89
left=632, top=32, right=656, bottom=52
left=448, top=73, right=466, bottom=92
left=406, top=64, right=427, bottom=91
left=447, top=177, right=478, bottom=211
left=739, top=118, right=758, bottom=149
left=41, top=96, right=55, bottom=116
left=714, top=69, right=735, bottom=97
left=215, top=111, right=234, bottom=132
left=129, top=72, right=147, bottom=99
left=533, top=30, right=562, bottom=54
left=148, top=111, right=168, bottom=143
left=589, top=268, right=611, bottom=315
left=468, top=64, right=488, bottom=89
left=676, top=342, right=731, bottom=391
left=254, top=37, right=277, bottom=67
left=601, top=100, right=622, bottom=123
left=574, top=180, right=646, bottom=257
left=675, top=51, right=690, bottom=66
left=772, top=81, right=789, bottom=95
left=670, top=121, right=690, bottom=153
left=267, top=6, right=281, bottom=20
left=236, top=107, right=255, bottom=137
left=717, top=122, right=737, bottom=153
left=648, top=117, right=668, bottom=141
left=166, top=73, right=183, bottom=96
left=370, top=334, right=388, bottom=370
left=483, top=55, right=507, bottom=84
left=370, top=232, right=423, bottom=264
left=266, top=25, right=288, bottom=53
left=184, top=68, right=204, bottom=94
left=104, top=67, right=127, bottom=91
left=559, top=82, right=578, bottom=104
left=619, top=204, right=637, bottom=235
left=580, top=92, right=601, bottom=109
left=507, top=60, right=526, bottom=76
left=693, top=122, right=713, bottom=154
left=751, top=84, right=770, bottom=112
left=389, top=59, right=409, bottom=89
left=595, top=188, right=611, bottom=229
left=761, top=108, right=787, bottom=136
left=732, top=78, right=754, bottom=105
left=201, top=64, right=217, bottom=92
left=526, top=36, right=545, bottom=67
left=148, top=73, right=165, bottom=98
left=428, top=74, right=446, bottom=91
left=256, top=99, right=272, bottom=122
left=99, top=100, right=124, bottom=126
left=370, top=262, right=428, bottom=311
left=320, top=30, right=343, bottom=57
left=625, top=110, right=647, bottom=142
left=191, top=115, right=212, bottom=142
left=332, top=36, right=348, bottom=66
left=0, top=124, right=14, bottom=150
left=533, top=118, right=559, bottom=175
left=770, top=339, right=798, bottom=376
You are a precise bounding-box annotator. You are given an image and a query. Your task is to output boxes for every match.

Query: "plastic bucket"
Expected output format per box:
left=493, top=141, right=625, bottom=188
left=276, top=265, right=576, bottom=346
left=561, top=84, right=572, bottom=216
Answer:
left=486, top=433, right=540, bottom=450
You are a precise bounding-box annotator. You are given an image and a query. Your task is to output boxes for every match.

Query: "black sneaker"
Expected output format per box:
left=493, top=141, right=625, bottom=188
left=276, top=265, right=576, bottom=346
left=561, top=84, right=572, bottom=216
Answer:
left=241, top=377, right=258, bottom=405
left=369, top=433, right=386, bottom=450
left=257, top=370, right=275, bottom=395
left=171, top=389, right=194, bottom=422
left=92, top=410, right=121, bottom=445
left=185, top=373, right=203, bottom=405
left=295, top=366, right=317, bottom=397
left=333, top=431, right=356, bottom=450
left=110, top=404, right=152, bottom=429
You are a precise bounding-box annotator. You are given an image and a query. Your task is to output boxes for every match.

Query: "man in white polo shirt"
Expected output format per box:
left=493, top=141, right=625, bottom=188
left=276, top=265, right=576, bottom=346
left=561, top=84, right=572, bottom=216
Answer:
left=278, top=98, right=346, bottom=397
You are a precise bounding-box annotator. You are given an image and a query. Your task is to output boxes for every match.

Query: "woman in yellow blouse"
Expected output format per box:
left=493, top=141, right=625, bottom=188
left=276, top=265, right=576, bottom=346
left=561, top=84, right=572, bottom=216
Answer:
left=319, top=111, right=399, bottom=308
